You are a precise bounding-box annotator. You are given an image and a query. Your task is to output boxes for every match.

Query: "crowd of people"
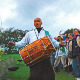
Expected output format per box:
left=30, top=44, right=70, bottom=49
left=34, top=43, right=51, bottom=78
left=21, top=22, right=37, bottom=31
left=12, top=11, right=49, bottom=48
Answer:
left=8, top=18, right=80, bottom=80
left=51, top=29, right=80, bottom=80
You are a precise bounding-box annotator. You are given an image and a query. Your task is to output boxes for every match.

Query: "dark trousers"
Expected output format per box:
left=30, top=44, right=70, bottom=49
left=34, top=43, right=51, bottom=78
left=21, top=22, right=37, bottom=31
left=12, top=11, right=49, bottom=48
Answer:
left=72, top=56, right=80, bottom=77
left=28, top=57, right=55, bottom=80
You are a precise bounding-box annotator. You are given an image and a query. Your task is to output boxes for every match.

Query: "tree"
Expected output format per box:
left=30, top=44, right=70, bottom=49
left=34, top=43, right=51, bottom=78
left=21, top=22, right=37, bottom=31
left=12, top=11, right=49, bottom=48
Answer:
left=62, top=28, right=73, bottom=35
left=0, top=27, right=29, bottom=54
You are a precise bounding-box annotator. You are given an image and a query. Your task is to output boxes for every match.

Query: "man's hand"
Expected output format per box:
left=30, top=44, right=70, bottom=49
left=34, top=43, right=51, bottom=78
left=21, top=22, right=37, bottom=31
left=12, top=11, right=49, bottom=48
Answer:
left=7, top=41, right=15, bottom=46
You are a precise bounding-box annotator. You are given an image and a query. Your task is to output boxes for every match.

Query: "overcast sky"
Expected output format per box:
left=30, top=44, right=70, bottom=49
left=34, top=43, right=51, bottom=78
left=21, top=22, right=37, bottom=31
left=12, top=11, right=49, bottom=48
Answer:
left=0, top=0, right=80, bottom=37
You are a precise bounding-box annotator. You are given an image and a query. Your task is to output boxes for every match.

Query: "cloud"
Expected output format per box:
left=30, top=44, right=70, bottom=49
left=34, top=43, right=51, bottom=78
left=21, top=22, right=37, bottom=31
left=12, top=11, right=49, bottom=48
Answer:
left=0, top=0, right=80, bottom=36
left=68, top=13, right=80, bottom=27
left=0, top=0, right=17, bottom=22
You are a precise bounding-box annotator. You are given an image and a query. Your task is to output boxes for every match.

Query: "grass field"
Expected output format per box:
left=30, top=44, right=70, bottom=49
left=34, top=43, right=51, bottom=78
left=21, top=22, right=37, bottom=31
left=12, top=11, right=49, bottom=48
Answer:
left=0, top=54, right=77, bottom=80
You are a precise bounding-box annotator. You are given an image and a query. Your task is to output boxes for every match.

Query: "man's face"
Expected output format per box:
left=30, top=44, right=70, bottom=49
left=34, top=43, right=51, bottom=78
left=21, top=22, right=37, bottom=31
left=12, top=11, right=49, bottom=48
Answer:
left=73, top=29, right=79, bottom=36
left=34, top=18, right=42, bottom=28
left=58, top=36, right=62, bottom=41
left=68, top=34, right=73, bottom=39
left=68, top=34, right=72, bottom=39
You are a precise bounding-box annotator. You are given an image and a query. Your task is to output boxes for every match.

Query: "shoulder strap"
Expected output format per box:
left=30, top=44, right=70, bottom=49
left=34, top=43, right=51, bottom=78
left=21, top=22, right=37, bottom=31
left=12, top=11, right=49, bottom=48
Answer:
left=44, top=30, right=50, bottom=37
left=77, top=35, right=80, bottom=47
left=68, top=40, right=72, bottom=51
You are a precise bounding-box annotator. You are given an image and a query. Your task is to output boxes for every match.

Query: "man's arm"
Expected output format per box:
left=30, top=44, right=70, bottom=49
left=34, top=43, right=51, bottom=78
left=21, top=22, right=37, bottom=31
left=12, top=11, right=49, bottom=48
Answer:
left=49, top=34, right=63, bottom=48
left=8, top=33, right=29, bottom=48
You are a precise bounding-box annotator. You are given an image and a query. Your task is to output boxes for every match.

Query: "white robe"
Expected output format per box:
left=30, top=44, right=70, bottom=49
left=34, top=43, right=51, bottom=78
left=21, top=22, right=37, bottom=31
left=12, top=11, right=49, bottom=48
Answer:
left=15, top=28, right=59, bottom=48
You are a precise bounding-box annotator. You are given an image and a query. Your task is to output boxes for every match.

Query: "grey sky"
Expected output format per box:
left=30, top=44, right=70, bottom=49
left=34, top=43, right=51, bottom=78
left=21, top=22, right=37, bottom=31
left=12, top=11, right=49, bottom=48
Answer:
left=0, top=0, right=80, bottom=36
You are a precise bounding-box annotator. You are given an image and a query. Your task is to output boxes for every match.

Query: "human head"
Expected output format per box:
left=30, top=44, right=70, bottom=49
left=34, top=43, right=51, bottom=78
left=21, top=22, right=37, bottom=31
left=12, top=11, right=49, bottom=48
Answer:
left=73, top=29, right=79, bottom=36
left=57, top=36, right=63, bottom=42
left=68, top=33, right=73, bottom=39
left=34, top=18, right=42, bottom=28
left=65, top=37, right=69, bottom=41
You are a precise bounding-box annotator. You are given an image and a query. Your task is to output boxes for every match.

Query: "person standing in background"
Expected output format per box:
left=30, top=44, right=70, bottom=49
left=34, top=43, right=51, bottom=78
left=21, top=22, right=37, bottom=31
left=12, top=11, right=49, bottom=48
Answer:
left=69, top=29, right=80, bottom=80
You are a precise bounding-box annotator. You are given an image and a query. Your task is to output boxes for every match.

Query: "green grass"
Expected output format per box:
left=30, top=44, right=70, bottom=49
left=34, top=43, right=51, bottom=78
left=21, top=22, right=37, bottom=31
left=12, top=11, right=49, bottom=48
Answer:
left=55, top=71, right=76, bottom=80
left=0, top=54, right=77, bottom=80
left=0, top=54, right=30, bottom=80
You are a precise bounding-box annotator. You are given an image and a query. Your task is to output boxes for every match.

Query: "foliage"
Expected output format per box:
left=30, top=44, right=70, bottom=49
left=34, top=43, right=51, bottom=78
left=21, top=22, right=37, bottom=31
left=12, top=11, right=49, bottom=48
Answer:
left=0, top=27, right=29, bottom=45
left=0, top=27, right=29, bottom=54
left=62, top=28, right=73, bottom=35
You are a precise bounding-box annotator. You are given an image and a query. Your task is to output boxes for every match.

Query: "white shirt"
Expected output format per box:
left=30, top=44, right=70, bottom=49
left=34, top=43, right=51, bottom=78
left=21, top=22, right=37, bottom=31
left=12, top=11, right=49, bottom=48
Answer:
left=15, top=28, right=59, bottom=48
left=56, top=47, right=68, bottom=56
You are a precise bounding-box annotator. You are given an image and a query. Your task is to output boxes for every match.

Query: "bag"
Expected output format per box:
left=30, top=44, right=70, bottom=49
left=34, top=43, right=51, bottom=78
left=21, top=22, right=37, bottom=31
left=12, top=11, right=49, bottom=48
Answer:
left=68, top=40, right=74, bottom=59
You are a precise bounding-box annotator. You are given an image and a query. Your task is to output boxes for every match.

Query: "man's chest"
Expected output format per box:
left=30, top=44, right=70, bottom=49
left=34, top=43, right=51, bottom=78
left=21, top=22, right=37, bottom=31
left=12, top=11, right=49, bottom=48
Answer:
left=29, top=31, right=46, bottom=43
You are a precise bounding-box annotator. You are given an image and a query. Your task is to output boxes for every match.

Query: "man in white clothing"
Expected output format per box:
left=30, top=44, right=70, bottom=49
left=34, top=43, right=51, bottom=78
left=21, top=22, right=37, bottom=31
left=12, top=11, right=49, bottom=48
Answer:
left=8, top=18, right=62, bottom=80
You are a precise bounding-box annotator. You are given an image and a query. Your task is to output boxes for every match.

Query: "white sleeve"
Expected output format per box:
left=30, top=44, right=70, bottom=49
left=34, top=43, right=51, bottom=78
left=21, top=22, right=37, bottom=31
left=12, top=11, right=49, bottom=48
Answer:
left=49, top=34, right=59, bottom=48
left=15, top=33, right=29, bottom=48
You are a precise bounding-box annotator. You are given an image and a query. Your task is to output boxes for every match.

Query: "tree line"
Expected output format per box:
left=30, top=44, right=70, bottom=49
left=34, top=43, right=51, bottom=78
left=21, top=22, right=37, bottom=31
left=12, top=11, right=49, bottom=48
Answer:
left=0, top=27, right=29, bottom=47
left=0, top=27, right=74, bottom=54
